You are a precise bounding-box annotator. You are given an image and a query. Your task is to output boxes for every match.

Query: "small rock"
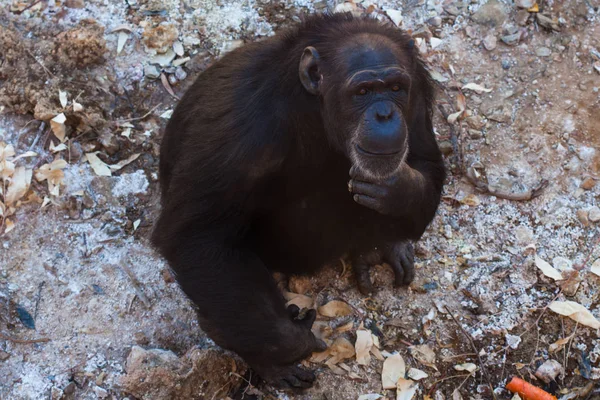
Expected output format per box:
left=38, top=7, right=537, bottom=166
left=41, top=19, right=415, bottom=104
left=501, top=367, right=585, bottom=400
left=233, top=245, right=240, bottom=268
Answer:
left=151, top=49, right=176, bottom=67
left=65, top=0, right=85, bottom=8
left=466, top=115, right=486, bottom=129
left=439, top=141, right=453, bottom=155
left=515, top=0, right=534, bottom=8
left=386, top=9, right=403, bottom=27
left=134, top=331, right=150, bottom=345
left=535, top=359, right=563, bottom=383
left=536, top=47, right=552, bottom=57
left=581, top=177, right=596, bottom=190
left=515, top=9, right=530, bottom=26
left=537, top=14, right=561, bottom=31
left=63, top=382, right=76, bottom=395
left=175, top=67, right=187, bottom=81
left=589, top=206, right=600, bottom=222
left=465, top=26, right=479, bottom=39
left=505, top=334, right=521, bottom=349
left=50, top=387, right=63, bottom=400
left=93, top=386, right=109, bottom=399
left=501, top=59, right=511, bottom=69
left=483, top=34, right=497, bottom=51
left=468, top=129, right=483, bottom=139
left=430, top=37, right=443, bottom=49
left=577, top=209, right=590, bottom=226
left=0, top=350, right=10, bottom=361
left=501, top=33, right=521, bottom=46
left=144, top=64, right=161, bottom=79
left=427, top=16, right=442, bottom=27
left=472, top=0, right=508, bottom=27
left=173, top=41, right=184, bottom=57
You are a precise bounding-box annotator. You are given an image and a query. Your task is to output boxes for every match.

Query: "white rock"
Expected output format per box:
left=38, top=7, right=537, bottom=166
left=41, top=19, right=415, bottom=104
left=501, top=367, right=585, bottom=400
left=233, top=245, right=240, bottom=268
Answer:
left=589, top=206, right=600, bottom=222
left=386, top=9, right=403, bottom=26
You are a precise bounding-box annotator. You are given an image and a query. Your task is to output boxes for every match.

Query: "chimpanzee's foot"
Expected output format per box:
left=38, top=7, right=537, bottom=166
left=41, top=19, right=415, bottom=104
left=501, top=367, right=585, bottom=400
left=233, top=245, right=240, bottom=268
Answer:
left=254, top=364, right=317, bottom=389
left=384, top=241, right=415, bottom=287
left=250, top=305, right=326, bottom=390
left=352, top=241, right=415, bottom=295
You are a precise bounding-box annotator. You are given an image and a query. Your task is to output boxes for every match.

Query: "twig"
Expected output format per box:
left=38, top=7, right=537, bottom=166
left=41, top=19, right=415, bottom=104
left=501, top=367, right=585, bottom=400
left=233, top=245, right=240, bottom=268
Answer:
left=0, top=332, right=50, bottom=344
left=28, top=121, right=46, bottom=151
left=115, top=103, right=162, bottom=124
left=565, top=322, right=579, bottom=373
left=12, top=0, right=43, bottom=15
left=465, top=166, right=549, bottom=201
left=445, top=306, right=497, bottom=400
left=33, top=281, right=45, bottom=321
left=25, top=49, right=54, bottom=77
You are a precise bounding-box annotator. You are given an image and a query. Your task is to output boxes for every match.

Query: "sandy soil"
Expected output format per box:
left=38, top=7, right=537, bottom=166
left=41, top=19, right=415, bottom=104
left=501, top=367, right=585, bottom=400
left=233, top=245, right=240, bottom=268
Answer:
left=1, top=0, right=600, bottom=399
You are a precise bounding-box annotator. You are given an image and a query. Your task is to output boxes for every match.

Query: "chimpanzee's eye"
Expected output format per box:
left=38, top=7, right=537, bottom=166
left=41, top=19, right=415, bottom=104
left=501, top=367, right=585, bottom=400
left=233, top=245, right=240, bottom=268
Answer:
left=358, top=88, right=368, bottom=95
left=391, top=84, right=401, bottom=92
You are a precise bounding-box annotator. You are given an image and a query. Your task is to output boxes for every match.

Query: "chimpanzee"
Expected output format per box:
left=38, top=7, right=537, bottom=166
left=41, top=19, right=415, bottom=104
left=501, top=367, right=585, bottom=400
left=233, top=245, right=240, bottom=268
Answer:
left=152, top=13, right=445, bottom=389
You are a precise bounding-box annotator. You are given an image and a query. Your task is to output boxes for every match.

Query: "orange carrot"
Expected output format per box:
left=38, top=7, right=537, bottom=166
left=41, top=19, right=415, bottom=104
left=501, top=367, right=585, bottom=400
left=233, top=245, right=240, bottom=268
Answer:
left=506, top=377, right=557, bottom=400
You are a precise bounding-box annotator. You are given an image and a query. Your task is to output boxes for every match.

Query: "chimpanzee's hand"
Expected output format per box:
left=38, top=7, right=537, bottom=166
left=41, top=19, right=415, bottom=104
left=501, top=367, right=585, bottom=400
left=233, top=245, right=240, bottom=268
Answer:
left=348, top=164, right=418, bottom=216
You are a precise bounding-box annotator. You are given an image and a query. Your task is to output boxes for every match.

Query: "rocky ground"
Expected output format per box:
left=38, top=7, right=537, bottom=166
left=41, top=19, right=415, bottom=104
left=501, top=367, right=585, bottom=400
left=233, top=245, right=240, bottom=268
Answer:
left=1, top=0, right=600, bottom=399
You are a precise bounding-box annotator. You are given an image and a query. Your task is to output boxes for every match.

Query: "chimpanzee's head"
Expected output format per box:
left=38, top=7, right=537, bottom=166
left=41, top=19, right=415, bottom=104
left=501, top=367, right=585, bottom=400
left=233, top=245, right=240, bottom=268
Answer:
left=300, top=32, right=421, bottom=179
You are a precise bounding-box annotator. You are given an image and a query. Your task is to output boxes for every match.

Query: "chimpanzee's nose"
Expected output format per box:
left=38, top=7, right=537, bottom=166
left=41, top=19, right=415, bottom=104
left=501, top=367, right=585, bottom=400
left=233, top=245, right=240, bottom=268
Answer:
left=375, top=102, right=394, bottom=121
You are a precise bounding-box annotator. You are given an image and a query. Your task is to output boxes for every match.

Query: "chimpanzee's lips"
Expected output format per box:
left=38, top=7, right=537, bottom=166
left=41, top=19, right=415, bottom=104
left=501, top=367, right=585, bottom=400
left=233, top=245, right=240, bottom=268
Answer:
left=355, top=144, right=402, bottom=156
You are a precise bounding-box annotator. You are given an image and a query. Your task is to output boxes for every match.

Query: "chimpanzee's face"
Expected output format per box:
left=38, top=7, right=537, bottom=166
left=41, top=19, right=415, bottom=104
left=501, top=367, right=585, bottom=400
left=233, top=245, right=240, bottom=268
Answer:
left=299, top=33, right=415, bottom=179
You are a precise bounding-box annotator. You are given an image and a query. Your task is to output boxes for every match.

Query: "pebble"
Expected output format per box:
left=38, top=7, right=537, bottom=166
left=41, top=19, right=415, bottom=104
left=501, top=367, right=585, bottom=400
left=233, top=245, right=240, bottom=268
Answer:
left=535, top=360, right=563, bottom=384
left=427, top=16, right=442, bottom=27
left=175, top=66, right=187, bottom=81
left=581, top=177, right=596, bottom=190
left=501, top=33, right=520, bottom=46
left=144, top=64, right=161, bottom=79
left=151, top=49, right=176, bottom=67
left=501, top=59, right=511, bottom=69
left=483, top=34, right=497, bottom=51
left=471, top=0, right=507, bottom=27
left=589, top=206, right=600, bottom=222
left=468, top=129, right=483, bottom=139
left=515, top=0, right=534, bottom=8
left=515, top=9, right=530, bottom=26
left=536, top=47, right=552, bottom=57
left=439, top=141, right=453, bottom=155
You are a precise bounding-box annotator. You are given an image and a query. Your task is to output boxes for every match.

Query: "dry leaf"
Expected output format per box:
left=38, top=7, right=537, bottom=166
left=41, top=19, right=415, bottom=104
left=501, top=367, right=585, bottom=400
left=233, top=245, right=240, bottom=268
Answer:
left=407, top=368, right=428, bottom=380
left=460, top=194, right=480, bottom=206
left=5, top=167, right=32, bottom=206
left=549, top=336, right=572, bottom=353
left=447, top=93, right=466, bottom=123
left=289, top=275, right=312, bottom=294
left=358, top=395, right=383, bottom=400
left=59, top=90, right=68, bottom=108
left=549, top=301, right=600, bottom=329
left=328, top=337, right=356, bottom=364
left=355, top=330, right=373, bottom=365
left=49, top=142, right=67, bottom=153
left=535, top=255, right=564, bottom=281
left=371, top=345, right=384, bottom=361
left=381, top=353, right=406, bottom=389
left=73, top=101, right=84, bottom=112
left=335, top=321, right=354, bottom=333
left=385, top=9, right=403, bottom=26
left=86, top=152, right=112, bottom=177
left=284, top=292, right=313, bottom=309
left=409, top=344, right=437, bottom=369
left=326, top=362, right=346, bottom=375
left=462, top=83, right=492, bottom=94
left=109, top=153, right=141, bottom=171
left=50, top=113, right=67, bottom=142
left=396, top=378, right=418, bottom=400
left=454, top=363, right=477, bottom=373
left=310, top=347, right=331, bottom=364
left=591, top=259, right=600, bottom=277
left=117, top=31, right=129, bottom=54
left=35, top=159, right=67, bottom=196
left=318, top=300, right=353, bottom=318
left=4, top=218, right=15, bottom=233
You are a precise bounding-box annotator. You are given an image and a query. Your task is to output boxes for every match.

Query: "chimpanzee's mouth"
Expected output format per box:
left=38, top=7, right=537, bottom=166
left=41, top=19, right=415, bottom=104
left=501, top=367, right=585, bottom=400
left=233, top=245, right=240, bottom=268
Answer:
left=355, top=144, right=402, bottom=156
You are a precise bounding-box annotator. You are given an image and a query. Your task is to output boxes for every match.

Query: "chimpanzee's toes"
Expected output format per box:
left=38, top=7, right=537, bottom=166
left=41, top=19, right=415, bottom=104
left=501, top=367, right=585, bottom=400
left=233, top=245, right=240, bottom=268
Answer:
left=257, top=364, right=316, bottom=390
left=384, top=241, right=415, bottom=286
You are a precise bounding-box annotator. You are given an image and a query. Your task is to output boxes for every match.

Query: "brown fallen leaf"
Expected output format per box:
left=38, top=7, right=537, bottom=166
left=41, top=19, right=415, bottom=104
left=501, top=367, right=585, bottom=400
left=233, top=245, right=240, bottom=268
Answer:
left=381, top=353, right=406, bottom=389
left=284, top=292, right=313, bottom=309
left=328, top=337, right=356, bottom=364
left=85, top=152, right=112, bottom=177
left=409, top=344, right=437, bottom=370
left=396, top=378, right=418, bottom=400
left=318, top=300, right=353, bottom=318
left=5, top=167, right=32, bottom=206
left=35, top=159, right=67, bottom=196
left=50, top=113, right=67, bottom=142
left=549, top=301, right=600, bottom=329
left=355, top=329, right=373, bottom=365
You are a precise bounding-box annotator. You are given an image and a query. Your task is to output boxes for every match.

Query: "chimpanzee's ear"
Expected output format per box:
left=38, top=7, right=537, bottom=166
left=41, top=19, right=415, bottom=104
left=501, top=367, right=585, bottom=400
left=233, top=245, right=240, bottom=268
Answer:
left=299, top=46, right=321, bottom=95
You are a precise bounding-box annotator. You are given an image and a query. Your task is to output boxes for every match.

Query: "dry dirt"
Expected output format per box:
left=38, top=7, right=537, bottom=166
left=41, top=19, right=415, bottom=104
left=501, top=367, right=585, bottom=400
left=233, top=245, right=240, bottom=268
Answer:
left=1, top=0, right=600, bottom=399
